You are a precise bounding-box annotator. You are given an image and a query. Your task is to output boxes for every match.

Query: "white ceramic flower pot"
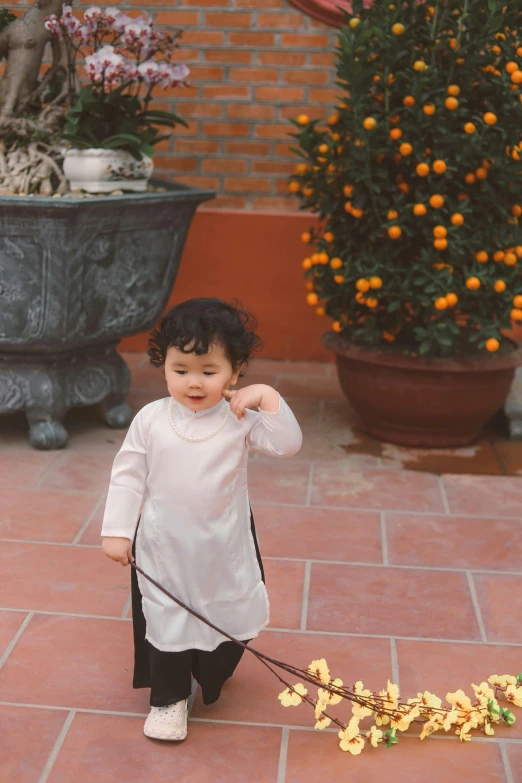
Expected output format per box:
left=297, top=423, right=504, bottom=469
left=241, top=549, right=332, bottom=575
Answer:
left=63, top=148, right=154, bottom=193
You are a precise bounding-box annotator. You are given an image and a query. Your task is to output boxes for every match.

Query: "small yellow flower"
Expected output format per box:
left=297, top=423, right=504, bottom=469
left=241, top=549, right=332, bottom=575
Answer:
left=339, top=716, right=365, bottom=754
left=353, top=681, right=372, bottom=697
left=446, top=690, right=474, bottom=712
left=413, top=691, right=443, bottom=711
left=488, top=674, right=518, bottom=688
left=314, top=714, right=332, bottom=730
left=505, top=684, right=522, bottom=708
left=391, top=703, right=421, bottom=732
left=443, top=708, right=460, bottom=731
left=472, top=682, right=495, bottom=701
left=318, top=678, right=344, bottom=707
left=308, top=659, right=330, bottom=685
left=420, top=714, right=443, bottom=740
left=386, top=681, right=400, bottom=704
left=314, top=692, right=328, bottom=720
left=484, top=721, right=495, bottom=736
left=278, top=683, right=307, bottom=707
left=352, top=702, right=373, bottom=720
left=366, top=725, right=384, bottom=748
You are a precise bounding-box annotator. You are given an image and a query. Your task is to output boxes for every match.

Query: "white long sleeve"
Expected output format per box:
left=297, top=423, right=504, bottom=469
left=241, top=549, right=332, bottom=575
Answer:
left=246, top=394, right=302, bottom=457
left=101, top=409, right=149, bottom=540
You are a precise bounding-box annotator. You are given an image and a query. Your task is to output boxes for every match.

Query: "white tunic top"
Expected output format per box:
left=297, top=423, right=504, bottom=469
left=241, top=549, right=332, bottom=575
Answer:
left=101, top=394, right=302, bottom=652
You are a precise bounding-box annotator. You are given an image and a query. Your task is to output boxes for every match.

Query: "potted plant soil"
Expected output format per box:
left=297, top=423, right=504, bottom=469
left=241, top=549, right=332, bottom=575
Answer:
left=289, top=0, right=522, bottom=447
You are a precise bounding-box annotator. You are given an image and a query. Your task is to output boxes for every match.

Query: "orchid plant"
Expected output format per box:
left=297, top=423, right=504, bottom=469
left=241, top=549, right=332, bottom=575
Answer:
left=45, top=4, right=189, bottom=159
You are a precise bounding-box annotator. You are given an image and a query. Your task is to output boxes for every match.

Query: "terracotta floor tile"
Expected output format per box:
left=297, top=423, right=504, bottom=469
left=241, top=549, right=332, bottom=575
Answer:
left=0, top=614, right=144, bottom=712
left=396, top=638, right=522, bottom=739
left=47, top=712, right=282, bottom=783
left=442, top=474, right=522, bottom=516
left=247, top=460, right=310, bottom=505
left=264, top=559, right=305, bottom=629
left=321, top=399, right=361, bottom=428
left=285, top=727, right=507, bottom=783
left=0, top=705, right=70, bottom=783
left=307, top=563, right=480, bottom=640
left=277, top=373, right=345, bottom=401
left=0, top=452, right=57, bottom=487
left=507, top=744, right=522, bottom=782
left=254, top=504, right=382, bottom=563
left=38, top=452, right=116, bottom=493
left=494, top=440, right=522, bottom=476
left=386, top=513, right=522, bottom=571
left=473, top=573, right=522, bottom=644
left=381, top=440, right=504, bottom=476
left=191, top=630, right=392, bottom=726
left=0, top=541, right=129, bottom=616
left=280, top=398, right=321, bottom=428
left=77, top=498, right=106, bottom=545
left=288, top=423, right=380, bottom=465
left=0, top=488, right=100, bottom=543
left=0, top=610, right=30, bottom=657
left=311, top=466, right=445, bottom=512
left=65, top=421, right=127, bottom=452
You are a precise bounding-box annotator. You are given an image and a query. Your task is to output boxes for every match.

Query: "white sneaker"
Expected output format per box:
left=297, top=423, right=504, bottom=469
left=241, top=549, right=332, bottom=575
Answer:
left=143, top=699, right=188, bottom=741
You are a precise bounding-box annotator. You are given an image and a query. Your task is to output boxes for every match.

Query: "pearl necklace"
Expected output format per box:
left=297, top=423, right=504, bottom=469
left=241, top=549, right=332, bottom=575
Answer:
left=168, top=398, right=230, bottom=442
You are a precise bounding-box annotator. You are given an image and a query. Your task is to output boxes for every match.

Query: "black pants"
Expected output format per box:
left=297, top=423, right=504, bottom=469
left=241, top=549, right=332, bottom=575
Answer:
left=131, top=510, right=265, bottom=707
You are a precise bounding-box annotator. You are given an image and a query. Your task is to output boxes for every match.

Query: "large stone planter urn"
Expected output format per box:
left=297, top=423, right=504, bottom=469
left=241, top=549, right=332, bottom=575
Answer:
left=0, top=181, right=214, bottom=449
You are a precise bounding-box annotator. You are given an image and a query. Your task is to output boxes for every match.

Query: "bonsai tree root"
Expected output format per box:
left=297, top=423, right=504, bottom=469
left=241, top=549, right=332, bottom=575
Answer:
left=0, top=134, right=67, bottom=196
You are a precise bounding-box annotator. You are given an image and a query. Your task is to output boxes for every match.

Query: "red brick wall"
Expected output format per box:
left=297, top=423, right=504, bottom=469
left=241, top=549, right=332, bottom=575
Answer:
left=8, top=0, right=338, bottom=211
left=151, top=0, right=338, bottom=210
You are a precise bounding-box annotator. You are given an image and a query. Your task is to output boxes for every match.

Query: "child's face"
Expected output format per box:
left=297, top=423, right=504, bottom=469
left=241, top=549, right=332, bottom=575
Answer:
left=164, top=342, right=242, bottom=412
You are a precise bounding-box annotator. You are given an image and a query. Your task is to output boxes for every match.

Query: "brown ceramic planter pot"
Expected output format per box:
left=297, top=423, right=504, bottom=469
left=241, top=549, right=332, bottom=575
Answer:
left=322, top=331, right=522, bottom=447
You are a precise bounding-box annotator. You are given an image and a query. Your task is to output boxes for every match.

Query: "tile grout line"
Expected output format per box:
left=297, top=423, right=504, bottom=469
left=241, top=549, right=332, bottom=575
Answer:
left=37, top=710, right=76, bottom=783
left=300, top=562, right=312, bottom=631
left=276, top=726, right=289, bottom=783
left=0, top=612, right=34, bottom=670
left=251, top=500, right=522, bottom=520
left=3, top=702, right=522, bottom=744
left=304, top=462, right=314, bottom=506
left=390, top=638, right=400, bottom=692
left=3, top=494, right=522, bottom=521
left=317, top=398, right=325, bottom=427
left=380, top=511, right=389, bottom=565
left=437, top=475, right=451, bottom=515
left=33, top=454, right=63, bottom=490
left=466, top=571, right=489, bottom=643
left=120, top=592, right=133, bottom=620
left=500, top=741, right=515, bottom=783
left=71, top=493, right=106, bottom=545
left=0, top=607, right=520, bottom=647
left=2, top=537, right=522, bottom=578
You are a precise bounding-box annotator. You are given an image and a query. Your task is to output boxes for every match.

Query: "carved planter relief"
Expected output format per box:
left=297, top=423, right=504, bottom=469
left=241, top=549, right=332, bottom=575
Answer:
left=0, top=182, right=214, bottom=449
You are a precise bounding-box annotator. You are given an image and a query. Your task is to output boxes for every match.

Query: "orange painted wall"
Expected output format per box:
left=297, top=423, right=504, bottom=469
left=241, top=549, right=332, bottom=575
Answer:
left=120, top=209, right=333, bottom=362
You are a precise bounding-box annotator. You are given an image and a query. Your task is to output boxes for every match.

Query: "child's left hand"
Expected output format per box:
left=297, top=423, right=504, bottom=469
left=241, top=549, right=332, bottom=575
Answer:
left=222, top=383, right=278, bottom=419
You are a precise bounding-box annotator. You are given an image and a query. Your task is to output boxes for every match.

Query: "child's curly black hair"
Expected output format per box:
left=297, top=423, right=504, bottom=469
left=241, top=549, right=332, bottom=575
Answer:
left=148, top=298, right=263, bottom=371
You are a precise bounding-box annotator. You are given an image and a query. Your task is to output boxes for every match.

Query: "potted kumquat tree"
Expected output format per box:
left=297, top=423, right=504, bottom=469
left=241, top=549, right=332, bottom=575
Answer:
left=290, top=0, right=522, bottom=446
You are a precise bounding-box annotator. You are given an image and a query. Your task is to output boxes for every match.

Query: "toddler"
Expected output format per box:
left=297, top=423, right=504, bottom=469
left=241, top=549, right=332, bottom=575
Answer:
left=101, top=298, right=302, bottom=741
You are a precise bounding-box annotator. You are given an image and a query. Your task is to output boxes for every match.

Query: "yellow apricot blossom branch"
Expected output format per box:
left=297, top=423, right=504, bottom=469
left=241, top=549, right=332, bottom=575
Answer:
left=278, top=659, right=522, bottom=754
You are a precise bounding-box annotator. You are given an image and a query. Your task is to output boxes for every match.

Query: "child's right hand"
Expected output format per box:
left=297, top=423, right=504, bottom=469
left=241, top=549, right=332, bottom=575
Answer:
left=102, top=536, right=134, bottom=566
